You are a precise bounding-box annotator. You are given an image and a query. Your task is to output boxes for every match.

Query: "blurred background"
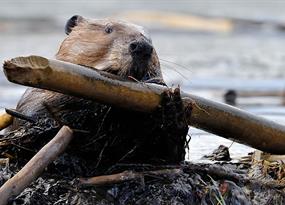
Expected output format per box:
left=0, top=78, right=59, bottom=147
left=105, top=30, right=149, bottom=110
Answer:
left=1, top=0, right=285, bottom=162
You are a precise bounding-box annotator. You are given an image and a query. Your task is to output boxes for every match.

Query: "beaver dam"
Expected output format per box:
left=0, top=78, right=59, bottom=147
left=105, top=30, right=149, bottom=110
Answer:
left=0, top=56, right=285, bottom=204
left=1, top=16, right=285, bottom=205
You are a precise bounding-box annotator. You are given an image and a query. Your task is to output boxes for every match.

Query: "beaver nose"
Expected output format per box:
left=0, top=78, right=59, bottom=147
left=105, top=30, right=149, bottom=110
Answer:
left=129, top=41, right=153, bottom=57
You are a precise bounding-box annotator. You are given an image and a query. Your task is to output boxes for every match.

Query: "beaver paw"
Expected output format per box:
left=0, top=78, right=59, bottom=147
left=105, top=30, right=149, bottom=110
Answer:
left=152, top=87, right=190, bottom=163
left=160, top=87, right=189, bottom=132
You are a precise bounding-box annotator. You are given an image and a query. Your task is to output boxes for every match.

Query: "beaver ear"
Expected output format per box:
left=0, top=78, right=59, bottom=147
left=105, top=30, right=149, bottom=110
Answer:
left=65, top=15, right=84, bottom=35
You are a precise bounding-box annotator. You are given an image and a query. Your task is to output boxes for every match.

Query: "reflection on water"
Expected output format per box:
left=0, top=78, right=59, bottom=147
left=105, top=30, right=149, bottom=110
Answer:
left=1, top=1, right=285, bottom=162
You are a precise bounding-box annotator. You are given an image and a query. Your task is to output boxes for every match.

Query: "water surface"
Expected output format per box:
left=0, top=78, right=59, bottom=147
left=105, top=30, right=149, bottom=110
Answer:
left=1, top=1, right=285, bottom=162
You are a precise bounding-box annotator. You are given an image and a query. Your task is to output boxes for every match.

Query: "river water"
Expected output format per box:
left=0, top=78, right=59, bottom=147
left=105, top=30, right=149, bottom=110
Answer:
left=1, top=0, right=285, bottom=162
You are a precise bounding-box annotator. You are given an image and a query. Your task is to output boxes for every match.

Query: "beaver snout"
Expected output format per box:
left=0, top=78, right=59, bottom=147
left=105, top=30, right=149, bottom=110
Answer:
left=129, top=41, right=153, bottom=58
left=128, top=40, right=154, bottom=80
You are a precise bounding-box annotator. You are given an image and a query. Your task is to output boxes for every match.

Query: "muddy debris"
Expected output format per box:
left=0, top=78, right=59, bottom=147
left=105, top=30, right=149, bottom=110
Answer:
left=0, top=160, right=248, bottom=205
left=0, top=87, right=284, bottom=204
left=1, top=154, right=285, bottom=205
left=203, top=145, right=231, bottom=161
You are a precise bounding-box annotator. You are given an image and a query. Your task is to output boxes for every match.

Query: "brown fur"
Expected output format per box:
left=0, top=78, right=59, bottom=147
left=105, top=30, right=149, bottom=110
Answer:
left=56, top=17, right=162, bottom=81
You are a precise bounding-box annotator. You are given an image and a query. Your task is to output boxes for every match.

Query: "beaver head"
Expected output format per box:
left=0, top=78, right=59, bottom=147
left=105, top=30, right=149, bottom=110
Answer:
left=56, top=15, right=162, bottom=82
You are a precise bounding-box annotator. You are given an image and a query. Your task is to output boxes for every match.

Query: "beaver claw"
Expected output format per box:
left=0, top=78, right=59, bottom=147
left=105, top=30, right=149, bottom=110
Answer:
left=160, top=87, right=189, bottom=132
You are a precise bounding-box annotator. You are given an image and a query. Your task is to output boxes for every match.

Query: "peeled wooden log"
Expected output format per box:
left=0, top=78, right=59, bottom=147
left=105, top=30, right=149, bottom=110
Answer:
left=0, top=113, right=13, bottom=131
left=0, top=126, right=73, bottom=205
left=3, top=56, right=285, bottom=154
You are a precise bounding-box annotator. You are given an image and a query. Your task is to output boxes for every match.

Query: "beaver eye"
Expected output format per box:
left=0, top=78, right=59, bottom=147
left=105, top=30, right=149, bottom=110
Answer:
left=105, top=26, right=113, bottom=34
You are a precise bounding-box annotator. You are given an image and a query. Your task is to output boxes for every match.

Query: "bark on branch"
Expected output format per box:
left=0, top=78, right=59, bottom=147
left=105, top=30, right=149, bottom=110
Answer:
left=0, top=126, right=73, bottom=205
left=79, top=168, right=182, bottom=186
left=3, top=56, right=285, bottom=154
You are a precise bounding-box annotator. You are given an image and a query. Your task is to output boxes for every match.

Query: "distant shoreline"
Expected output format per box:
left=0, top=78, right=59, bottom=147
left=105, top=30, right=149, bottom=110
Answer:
left=1, top=11, right=285, bottom=35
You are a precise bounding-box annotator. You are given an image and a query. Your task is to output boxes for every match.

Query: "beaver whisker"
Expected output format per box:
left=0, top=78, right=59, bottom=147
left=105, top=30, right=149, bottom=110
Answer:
left=117, top=66, right=127, bottom=77
left=144, top=77, right=165, bottom=84
left=159, top=58, right=192, bottom=73
left=161, top=63, right=189, bottom=81
left=117, top=60, right=135, bottom=79
left=142, top=69, right=164, bottom=83
left=160, top=58, right=192, bottom=80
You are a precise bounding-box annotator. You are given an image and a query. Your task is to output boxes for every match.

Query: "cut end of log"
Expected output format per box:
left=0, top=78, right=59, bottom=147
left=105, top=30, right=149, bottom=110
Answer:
left=3, top=56, right=51, bottom=86
left=4, top=56, right=49, bottom=70
left=3, top=56, right=49, bottom=79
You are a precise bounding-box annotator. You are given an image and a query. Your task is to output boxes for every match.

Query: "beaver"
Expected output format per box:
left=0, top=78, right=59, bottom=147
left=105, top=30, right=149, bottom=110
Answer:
left=6, top=15, right=189, bottom=174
